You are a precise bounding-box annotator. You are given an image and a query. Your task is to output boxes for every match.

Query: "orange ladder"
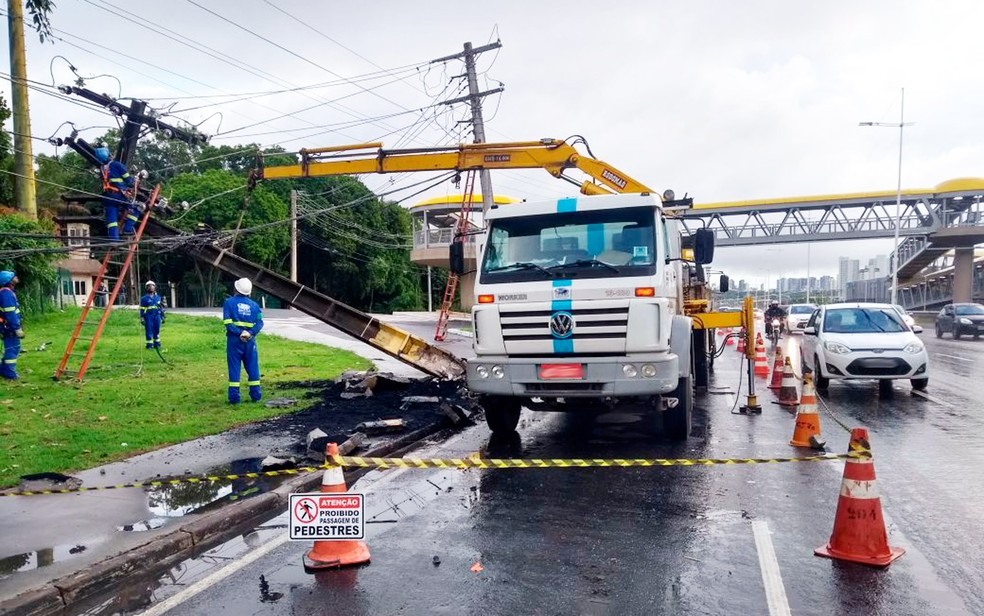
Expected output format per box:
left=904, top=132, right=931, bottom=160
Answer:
left=54, top=184, right=161, bottom=383
left=434, top=170, right=478, bottom=341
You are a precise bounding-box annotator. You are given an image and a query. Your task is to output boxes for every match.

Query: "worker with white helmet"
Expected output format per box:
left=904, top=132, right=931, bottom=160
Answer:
left=222, top=277, right=264, bottom=404
left=139, top=281, right=166, bottom=349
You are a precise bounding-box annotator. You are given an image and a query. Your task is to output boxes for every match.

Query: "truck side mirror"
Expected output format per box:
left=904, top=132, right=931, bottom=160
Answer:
left=449, top=242, right=465, bottom=275
left=719, top=274, right=729, bottom=293
left=694, top=229, right=715, bottom=265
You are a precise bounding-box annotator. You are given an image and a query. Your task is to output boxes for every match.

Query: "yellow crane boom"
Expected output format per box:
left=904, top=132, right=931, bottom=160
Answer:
left=257, top=139, right=652, bottom=197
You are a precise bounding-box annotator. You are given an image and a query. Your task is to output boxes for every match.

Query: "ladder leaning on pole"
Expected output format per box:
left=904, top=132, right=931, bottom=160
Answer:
left=54, top=184, right=162, bottom=383
left=434, top=170, right=478, bottom=342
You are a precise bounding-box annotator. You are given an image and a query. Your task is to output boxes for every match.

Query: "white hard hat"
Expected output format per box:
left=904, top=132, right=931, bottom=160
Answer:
left=234, top=278, right=252, bottom=296
left=145, top=280, right=156, bottom=288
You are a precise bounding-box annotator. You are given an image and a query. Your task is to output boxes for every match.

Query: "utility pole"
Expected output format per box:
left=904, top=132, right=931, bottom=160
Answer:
left=290, top=190, right=298, bottom=309
left=7, top=0, right=37, bottom=220
left=433, top=41, right=503, bottom=215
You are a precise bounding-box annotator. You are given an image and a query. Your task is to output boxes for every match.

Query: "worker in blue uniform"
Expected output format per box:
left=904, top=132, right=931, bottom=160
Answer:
left=222, top=278, right=263, bottom=404
left=0, top=270, right=25, bottom=380
left=94, top=146, right=137, bottom=240
left=139, top=281, right=165, bottom=349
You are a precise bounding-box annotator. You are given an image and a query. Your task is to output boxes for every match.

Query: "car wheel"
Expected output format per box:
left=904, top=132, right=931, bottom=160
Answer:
left=954, top=329, right=962, bottom=340
left=911, top=378, right=928, bottom=391
left=935, top=324, right=943, bottom=338
left=481, top=396, right=522, bottom=434
left=662, top=376, right=693, bottom=441
left=813, top=355, right=829, bottom=389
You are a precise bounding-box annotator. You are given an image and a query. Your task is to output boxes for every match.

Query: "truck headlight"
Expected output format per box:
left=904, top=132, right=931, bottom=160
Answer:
left=824, top=341, right=851, bottom=355
left=491, top=365, right=505, bottom=379
left=903, top=341, right=924, bottom=354
left=622, top=364, right=638, bottom=378
left=641, top=364, right=657, bottom=378
left=476, top=366, right=489, bottom=379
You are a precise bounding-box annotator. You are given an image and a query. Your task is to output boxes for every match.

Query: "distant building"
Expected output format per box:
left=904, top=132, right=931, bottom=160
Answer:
left=838, top=257, right=860, bottom=295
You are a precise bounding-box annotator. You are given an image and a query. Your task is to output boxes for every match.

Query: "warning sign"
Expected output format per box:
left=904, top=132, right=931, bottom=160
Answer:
left=289, top=492, right=365, bottom=541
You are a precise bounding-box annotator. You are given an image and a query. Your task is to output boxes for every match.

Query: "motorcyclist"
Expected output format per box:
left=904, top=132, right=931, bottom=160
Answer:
left=764, top=301, right=787, bottom=337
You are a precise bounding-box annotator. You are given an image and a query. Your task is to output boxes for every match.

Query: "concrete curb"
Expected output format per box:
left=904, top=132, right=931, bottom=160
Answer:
left=1, top=422, right=452, bottom=616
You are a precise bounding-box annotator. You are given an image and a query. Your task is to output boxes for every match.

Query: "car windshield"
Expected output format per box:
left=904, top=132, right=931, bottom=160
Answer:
left=823, top=308, right=907, bottom=333
left=955, top=304, right=984, bottom=316
left=480, top=207, right=657, bottom=283
left=789, top=305, right=814, bottom=314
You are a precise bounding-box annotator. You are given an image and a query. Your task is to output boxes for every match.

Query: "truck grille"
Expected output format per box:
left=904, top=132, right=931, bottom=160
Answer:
left=499, top=304, right=630, bottom=356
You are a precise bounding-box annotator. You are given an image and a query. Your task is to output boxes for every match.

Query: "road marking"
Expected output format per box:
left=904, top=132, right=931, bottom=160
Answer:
left=752, top=520, right=792, bottom=616
left=142, top=467, right=412, bottom=615
left=911, top=389, right=955, bottom=408
left=933, top=352, right=973, bottom=363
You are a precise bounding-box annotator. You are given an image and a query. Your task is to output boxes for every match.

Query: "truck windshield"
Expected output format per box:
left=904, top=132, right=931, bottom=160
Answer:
left=481, top=208, right=657, bottom=283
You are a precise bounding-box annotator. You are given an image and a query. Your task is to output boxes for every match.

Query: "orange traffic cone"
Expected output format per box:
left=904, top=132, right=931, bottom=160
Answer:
left=815, top=428, right=904, bottom=567
left=304, top=443, right=371, bottom=571
left=753, top=334, right=770, bottom=377
left=776, top=357, right=799, bottom=408
left=724, top=328, right=735, bottom=346
left=736, top=328, right=746, bottom=353
left=768, top=347, right=785, bottom=390
left=790, top=374, right=825, bottom=449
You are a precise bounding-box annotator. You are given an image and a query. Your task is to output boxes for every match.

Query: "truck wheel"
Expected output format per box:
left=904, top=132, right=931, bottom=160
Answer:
left=481, top=396, right=522, bottom=434
left=664, top=376, right=693, bottom=440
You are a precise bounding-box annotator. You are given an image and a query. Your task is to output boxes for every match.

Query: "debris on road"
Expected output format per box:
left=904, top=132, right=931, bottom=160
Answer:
left=259, top=455, right=296, bottom=471
left=264, top=397, right=297, bottom=408
left=355, top=418, right=405, bottom=435
left=400, top=396, right=441, bottom=410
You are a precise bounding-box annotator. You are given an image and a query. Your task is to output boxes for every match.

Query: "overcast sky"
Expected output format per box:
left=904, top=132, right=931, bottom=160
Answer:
left=4, top=0, right=983, bottom=284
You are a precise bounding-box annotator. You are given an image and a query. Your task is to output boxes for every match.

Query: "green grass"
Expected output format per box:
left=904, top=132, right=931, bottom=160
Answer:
left=0, top=308, right=371, bottom=487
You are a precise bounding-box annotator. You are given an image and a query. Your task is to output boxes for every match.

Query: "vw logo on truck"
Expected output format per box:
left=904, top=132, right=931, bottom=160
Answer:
left=549, top=312, right=575, bottom=339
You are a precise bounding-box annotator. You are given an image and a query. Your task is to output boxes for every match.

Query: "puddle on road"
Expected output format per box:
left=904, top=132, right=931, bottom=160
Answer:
left=0, top=537, right=106, bottom=580
left=118, top=518, right=166, bottom=533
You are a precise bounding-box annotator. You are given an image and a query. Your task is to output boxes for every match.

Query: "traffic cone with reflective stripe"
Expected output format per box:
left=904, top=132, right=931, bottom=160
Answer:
left=815, top=428, right=904, bottom=566
left=304, top=443, right=371, bottom=571
left=790, top=374, right=825, bottom=449
left=753, top=334, right=770, bottom=377
left=768, top=347, right=785, bottom=390
left=736, top=328, right=746, bottom=353
left=777, top=357, right=799, bottom=408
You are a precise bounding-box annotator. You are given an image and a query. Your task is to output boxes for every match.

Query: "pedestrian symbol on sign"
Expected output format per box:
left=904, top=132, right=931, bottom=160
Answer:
left=294, top=497, right=317, bottom=523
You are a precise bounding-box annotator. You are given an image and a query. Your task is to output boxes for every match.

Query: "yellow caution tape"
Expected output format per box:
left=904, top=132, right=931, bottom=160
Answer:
left=0, top=452, right=869, bottom=497
left=330, top=452, right=865, bottom=470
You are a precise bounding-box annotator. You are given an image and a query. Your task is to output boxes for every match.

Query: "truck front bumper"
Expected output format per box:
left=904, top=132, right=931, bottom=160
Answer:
left=466, top=353, right=679, bottom=398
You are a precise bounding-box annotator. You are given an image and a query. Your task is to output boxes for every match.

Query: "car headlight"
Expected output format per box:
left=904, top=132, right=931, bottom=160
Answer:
left=903, top=341, right=924, bottom=354
left=476, top=366, right=489, bottom=379
left=824, top=341, right=851, bottom=354
left=959, top=318, right=972, bottom=325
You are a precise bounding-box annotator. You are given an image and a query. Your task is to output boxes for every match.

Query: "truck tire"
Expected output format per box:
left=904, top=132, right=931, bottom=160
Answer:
left=664, top=376, right=693, bottom=440
left=481, top=396, right=522, bottom=434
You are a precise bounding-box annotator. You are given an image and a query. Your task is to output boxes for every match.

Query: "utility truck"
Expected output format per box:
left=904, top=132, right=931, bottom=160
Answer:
left=254, top=139, right=757, bottom=439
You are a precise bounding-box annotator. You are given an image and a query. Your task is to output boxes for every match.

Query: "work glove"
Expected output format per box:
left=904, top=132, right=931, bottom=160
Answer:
left=15, top=329, right=25, bottom=339
left=240, top=331, right=252, bottom=342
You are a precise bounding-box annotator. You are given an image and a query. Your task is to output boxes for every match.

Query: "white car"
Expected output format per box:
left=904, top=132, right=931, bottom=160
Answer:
left=787, top=304, right=818, bottom=332
left=892, top=304, right=923, bottom=334
left=800, top=303, right=929, bottom=391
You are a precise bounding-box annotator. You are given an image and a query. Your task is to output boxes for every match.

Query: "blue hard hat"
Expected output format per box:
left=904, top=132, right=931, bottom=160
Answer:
left=0, top=271, right=15, bottom=286
left=94, top=147, right=110, bottom=163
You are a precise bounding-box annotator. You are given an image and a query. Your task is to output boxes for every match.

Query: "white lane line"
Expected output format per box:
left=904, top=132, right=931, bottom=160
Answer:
left=142, top=467, right=413, bottom=615
left=751, top=520, right=793, bottom=616
left=933, top=353, right=973, bottom=363
left=911, top=389, right=955, bottom=408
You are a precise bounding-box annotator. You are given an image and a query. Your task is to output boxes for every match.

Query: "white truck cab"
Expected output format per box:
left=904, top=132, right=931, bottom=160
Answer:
left=456, top=193, right=699, bottom=439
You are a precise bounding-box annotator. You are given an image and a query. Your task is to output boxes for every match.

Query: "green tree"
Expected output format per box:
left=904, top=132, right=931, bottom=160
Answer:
left=0, top=211, right=59, bottom=313
left=24, top=0, right=55, bottom=43
left=0, top=95, right=13, bottom=207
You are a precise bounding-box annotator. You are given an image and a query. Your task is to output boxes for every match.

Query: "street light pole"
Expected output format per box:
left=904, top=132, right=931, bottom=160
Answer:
left=860, top=87, right=912, bottom=306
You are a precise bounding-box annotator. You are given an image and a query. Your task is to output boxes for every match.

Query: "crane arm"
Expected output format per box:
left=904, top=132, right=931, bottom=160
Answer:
left=257, top=139, right=652, bottom=196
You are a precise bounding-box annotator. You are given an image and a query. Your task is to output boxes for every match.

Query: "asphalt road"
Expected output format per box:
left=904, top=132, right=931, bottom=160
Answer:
left=83, top=327, right=984, bottom=616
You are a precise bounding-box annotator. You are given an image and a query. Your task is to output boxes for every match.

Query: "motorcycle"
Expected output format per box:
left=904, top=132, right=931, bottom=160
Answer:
left=768, top=318, right=782, bottom=345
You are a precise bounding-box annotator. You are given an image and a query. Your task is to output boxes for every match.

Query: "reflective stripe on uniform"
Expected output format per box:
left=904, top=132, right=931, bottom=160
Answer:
left=231, top=321, right=255, bottom=327
left=3, top=359, right=16, bottom=364
left=126, top=214, right=139, bottom=222
left=107, top=222, right=119, bottom=228
left=222, top=319, right=233, bottom=324
left=1, top=306, right=15, bottom=312
left=247, top=380, right=260, bottom=386
left=228, top=381, right=240, bottom=387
